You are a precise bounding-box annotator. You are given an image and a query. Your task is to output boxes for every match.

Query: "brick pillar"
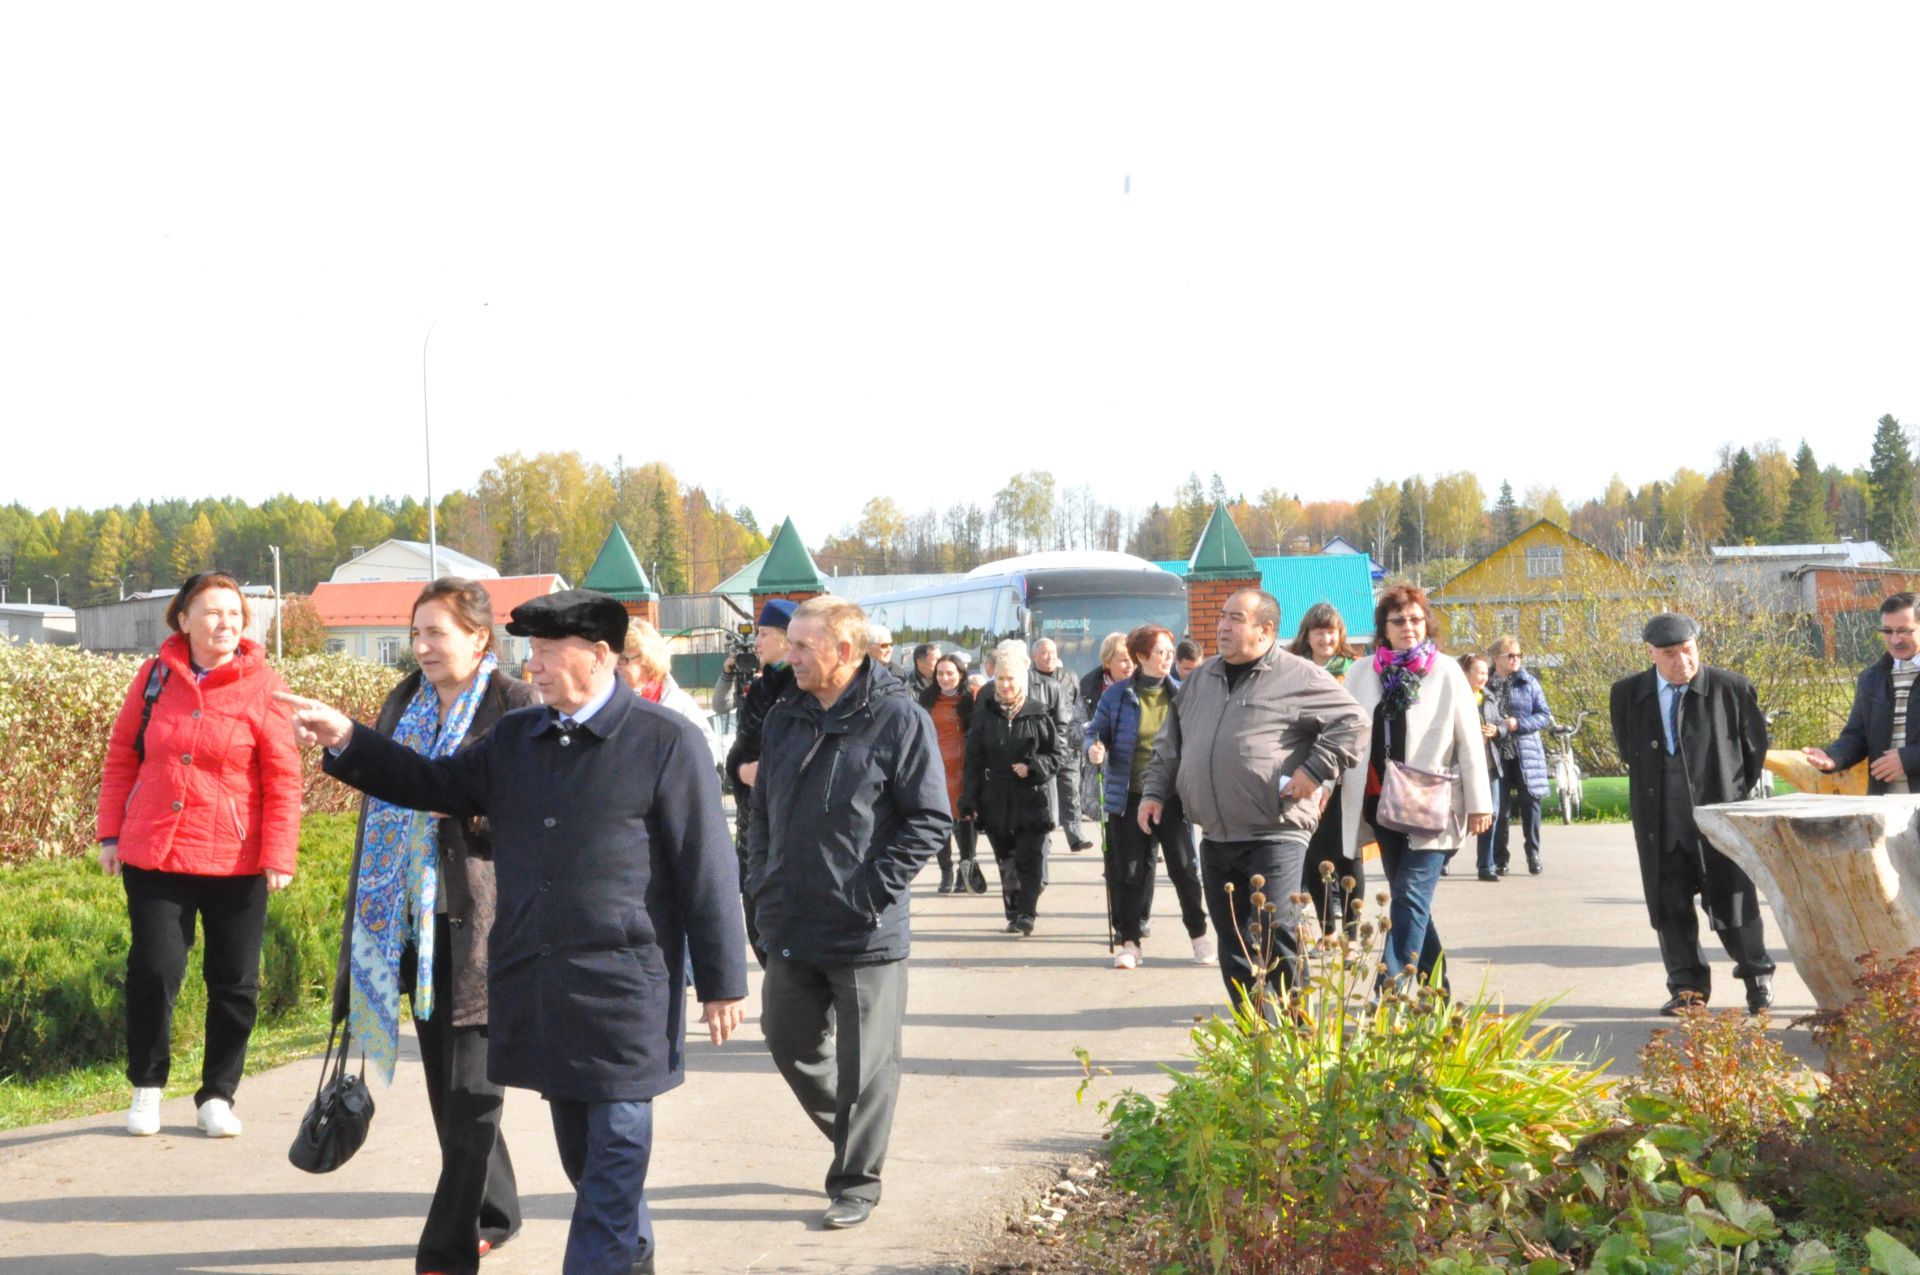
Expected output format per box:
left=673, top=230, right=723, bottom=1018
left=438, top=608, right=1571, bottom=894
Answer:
left=621, top=597, right=661, bottom=628
left=1185, top=576, right=1263, bottom=658
left=751, top=589, right=821, bottom=619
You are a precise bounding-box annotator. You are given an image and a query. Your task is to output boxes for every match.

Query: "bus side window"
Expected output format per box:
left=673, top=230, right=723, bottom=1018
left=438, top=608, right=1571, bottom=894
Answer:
left=956, top=589, right=993, bottom=653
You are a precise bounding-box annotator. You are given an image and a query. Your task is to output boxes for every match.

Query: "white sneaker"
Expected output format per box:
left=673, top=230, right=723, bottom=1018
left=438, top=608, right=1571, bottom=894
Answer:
left=126, top=1087, right=162, bottom=1136
left=1112, top=941, right=1142, bottom=970
left=1191, top=933, right=1219, bottom=966
left=196, top=1097, right=242, bottom=1138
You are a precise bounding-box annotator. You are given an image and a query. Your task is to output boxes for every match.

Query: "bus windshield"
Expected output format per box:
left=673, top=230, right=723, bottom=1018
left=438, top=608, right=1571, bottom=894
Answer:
left=1031, top=592, right=1188, bottom=679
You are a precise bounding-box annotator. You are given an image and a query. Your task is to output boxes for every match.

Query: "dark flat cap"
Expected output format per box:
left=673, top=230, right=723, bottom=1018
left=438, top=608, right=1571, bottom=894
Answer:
left=1642, top=612, right=1700, bottom=647
left=506, top=589, right=630, bottom=648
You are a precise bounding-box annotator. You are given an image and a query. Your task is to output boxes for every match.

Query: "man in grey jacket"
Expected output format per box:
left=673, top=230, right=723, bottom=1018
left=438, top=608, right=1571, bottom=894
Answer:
left=1033, top=638, right=1095, bottom=851
left=1140, top=588, right=1367, bottom=1011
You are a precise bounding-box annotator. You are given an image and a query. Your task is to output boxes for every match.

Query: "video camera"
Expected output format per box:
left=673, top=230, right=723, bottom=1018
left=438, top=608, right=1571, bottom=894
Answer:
left=725, top=623, right=758, bottom=696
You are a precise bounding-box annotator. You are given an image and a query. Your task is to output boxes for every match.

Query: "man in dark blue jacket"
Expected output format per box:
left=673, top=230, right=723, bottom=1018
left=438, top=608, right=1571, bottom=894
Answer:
left=1805, top=591, right=1920, bottom=794
left=280, top=589, right=747, bottom=1275
left=748, top=595, right=950, bottom=1231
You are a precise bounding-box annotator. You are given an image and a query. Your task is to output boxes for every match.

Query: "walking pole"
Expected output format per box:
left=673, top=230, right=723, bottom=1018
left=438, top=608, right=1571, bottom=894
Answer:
left=1097, top=762, right=1117, bottom=955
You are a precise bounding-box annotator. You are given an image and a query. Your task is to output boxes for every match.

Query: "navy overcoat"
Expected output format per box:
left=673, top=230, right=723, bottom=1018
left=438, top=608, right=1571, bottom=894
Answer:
left=324, top=686, right=749, bottom=1102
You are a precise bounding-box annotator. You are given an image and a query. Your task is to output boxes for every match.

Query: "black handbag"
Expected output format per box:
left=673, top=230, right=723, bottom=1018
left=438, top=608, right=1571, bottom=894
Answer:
left=288, top=1021, right=375, bottom=1174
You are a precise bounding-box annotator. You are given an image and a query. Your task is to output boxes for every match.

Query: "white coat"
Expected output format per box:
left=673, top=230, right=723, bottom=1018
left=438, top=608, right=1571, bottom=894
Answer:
left=1339, top=653, right=1495, bottom=855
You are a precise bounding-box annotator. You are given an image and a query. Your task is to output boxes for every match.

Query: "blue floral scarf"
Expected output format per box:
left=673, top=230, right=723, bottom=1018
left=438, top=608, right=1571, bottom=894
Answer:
left=348, top=655, right=496, bottom=1083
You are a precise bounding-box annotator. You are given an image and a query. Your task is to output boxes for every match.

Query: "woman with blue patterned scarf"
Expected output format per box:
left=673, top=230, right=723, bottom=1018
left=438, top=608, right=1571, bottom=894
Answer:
left=331, top=578, right=537, bottom=1275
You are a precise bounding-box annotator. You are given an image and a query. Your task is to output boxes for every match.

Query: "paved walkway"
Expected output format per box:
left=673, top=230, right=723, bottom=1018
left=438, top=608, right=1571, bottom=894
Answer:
left=0, top=823, right=1814, bottom=1274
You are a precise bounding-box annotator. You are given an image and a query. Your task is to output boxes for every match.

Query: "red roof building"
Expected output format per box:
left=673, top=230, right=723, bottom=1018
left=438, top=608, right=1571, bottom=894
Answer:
left=311, top=575, right=567, bottom=666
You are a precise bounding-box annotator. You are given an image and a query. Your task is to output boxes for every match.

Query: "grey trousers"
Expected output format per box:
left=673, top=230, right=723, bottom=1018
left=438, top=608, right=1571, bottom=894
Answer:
left=760, top=954, right=908, bottom=1205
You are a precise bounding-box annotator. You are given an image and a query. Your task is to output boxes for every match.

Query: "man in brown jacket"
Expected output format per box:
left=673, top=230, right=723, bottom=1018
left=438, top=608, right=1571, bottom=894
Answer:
left=1140, top=588, right=1367, bottom=1012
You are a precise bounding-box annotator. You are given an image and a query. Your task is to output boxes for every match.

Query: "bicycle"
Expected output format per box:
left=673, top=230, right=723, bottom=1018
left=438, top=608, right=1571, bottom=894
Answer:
left=1546, top=709, right=1595, bottom=826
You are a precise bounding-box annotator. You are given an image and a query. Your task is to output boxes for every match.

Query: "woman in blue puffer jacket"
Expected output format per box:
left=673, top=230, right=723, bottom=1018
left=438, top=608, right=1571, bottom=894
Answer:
left=1084, top=625, right=1213, bottom=971
left=1487, top=634, right=1552, bottom=875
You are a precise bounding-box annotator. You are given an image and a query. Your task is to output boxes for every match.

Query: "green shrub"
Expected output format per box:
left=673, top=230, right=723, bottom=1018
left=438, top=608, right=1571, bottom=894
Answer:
left=0, top=813, right=355, bottom=1080
left=1772, top=948, right=1920, bottom=1243
left=1102, top=884, right=1613, bottom=1273
left=0, top=643, right=396, bottom=862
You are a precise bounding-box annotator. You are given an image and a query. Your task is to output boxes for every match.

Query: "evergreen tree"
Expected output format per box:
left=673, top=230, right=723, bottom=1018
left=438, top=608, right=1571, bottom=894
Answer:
left=1493, top=481, right=1521, bottom=543
left=1867, top=414, right=1917, bottom=550
left=1780, top=441, right=1834, bottom=543
left=1721, top=448, right=1771, bottom=544
left=648, top=482, right=687, bottom=593
left=129, top=509, right=159, bottom=591
left=1396, top=477, right=1428, bottom=564
left=88, top=510, right=126, bottom=600
left=171, top=513, right=217, bottom=579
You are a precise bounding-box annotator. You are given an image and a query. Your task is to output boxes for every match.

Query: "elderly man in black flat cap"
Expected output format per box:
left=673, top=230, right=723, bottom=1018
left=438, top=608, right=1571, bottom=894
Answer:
left=278, top=588, right=747, bottom=1275
left=1609, top=612, right=1776, bottom=1016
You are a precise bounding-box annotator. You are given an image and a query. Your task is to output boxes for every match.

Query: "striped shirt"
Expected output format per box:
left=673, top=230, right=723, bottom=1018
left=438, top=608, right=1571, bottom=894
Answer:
left=1892, top=666, right=1917, bottom=794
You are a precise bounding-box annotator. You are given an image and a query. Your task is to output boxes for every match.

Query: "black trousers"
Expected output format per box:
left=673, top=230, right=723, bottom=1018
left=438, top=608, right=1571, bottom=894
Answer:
left=1493, top=772, right=1542, bottom=867
left=121, top=865, right=266, bottom=1107
left=1105, top=796, right=1207, bottom=944
left=1200, top=833, right=1310, bottom=1012
left=1655, top=845, right=1775, bottom=999
left=761, top=955, right=908, bottom=1204
left=983, top=827, right=1049, bottom=921
left=934, top=819, right=979, bottom=871
left=403, top=917, right=521, bottom=1275
left=1300, top=797, right=1363, bottom=935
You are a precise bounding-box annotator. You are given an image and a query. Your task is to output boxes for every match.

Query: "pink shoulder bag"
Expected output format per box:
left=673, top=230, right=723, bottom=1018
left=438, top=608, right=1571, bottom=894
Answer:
left=1374, top=718, right=1458, bottom=838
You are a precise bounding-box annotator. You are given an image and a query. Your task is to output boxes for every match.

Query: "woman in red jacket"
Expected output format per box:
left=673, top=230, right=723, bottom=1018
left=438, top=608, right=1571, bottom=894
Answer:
left=95, top=572, right=302, bottom=1139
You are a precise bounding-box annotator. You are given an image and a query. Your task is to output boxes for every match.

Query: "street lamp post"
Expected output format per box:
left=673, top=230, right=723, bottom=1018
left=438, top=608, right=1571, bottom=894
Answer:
left=269, top=545, right=283, bottom=660
left=46, top=573, right=69, bottom=606
left=422, top=322, right=440, bottom=582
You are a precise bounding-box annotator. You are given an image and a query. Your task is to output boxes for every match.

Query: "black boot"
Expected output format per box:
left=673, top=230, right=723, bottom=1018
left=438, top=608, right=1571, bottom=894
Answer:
left=937, top=864, right=956, bottom=894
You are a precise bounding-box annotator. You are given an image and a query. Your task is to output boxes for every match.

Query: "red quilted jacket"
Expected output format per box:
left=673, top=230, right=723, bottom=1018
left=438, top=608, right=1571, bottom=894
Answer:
left=95, top=634, right=303, bottom=876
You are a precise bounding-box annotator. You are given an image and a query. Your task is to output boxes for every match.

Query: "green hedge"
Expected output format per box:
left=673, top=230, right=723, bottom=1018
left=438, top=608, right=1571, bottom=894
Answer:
left=0, top=813, right=355, bottom=1081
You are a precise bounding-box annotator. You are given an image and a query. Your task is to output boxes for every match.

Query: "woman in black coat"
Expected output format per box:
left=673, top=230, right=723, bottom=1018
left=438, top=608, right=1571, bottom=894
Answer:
left=333, top=579, right=537, bottom=1275
left=962, top=641, right=1071, bottom=936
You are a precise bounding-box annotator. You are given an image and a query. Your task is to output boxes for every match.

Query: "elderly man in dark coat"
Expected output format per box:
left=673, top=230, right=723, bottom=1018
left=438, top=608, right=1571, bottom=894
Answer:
left=1609, top=612, right=1775, bottom=1017
left=748, top=595, right=950, bottom=1232
left=279, top=589, right=748, bottom=1275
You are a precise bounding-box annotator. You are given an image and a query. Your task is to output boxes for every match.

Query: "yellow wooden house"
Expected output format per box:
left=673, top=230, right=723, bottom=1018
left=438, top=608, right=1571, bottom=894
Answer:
left=1430, top=519, right=1661, bottom=654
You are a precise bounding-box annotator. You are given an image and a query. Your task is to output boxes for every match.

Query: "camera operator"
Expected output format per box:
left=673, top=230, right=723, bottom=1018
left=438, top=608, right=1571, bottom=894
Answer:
left=721, top=598, right=798, bottom=963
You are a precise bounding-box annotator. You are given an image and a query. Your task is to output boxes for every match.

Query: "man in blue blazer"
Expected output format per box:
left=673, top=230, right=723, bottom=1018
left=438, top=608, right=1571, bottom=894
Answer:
left=281, top=589, right=747, bottom=1275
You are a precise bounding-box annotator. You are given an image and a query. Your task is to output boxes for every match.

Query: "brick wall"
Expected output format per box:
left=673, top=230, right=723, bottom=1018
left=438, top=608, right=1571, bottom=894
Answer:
left=751, top=590, right=821, bottom=619
left=1185, top=576, right=1261, bottom=656
left=620, top=597, right=661, bottom=628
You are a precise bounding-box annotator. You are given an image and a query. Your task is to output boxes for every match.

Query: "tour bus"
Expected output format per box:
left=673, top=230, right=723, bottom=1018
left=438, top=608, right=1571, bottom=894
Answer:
left=859, top=551, right=1188, bottom=680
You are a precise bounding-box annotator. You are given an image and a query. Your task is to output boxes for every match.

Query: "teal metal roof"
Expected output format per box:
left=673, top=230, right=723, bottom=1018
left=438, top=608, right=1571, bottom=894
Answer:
left=1153, top=554, right=1378, bottom=636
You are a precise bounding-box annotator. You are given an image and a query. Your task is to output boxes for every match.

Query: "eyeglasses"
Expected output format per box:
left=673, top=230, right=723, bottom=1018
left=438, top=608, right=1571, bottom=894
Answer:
left=874, top=643, right=895, bottom=651
left=1881, top=628, right=1918, bottom=637
left=1385, top=615, right=1425, bottom=627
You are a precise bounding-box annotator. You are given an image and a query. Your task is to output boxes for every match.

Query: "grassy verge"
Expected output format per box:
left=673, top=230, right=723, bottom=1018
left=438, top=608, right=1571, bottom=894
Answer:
left=1552, top=774, right=1788, bottom=823
left=0, top=1000, right=334, bottom=1131
left=0, top=812, right=355, bottom=1132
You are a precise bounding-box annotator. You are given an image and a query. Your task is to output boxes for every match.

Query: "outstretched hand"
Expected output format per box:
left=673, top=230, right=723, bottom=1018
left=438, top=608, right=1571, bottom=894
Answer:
left=271, top=691, right=353, bottom=750
left=1800, top=746, right=1836, bottom=773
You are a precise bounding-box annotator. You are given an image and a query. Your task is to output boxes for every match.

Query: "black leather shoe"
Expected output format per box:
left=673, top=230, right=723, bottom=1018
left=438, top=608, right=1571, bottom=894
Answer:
left=1014, top=915, right=1035, bottom=936
left=1526, top=854, right=1542, bottom=875
left=1659, top=991, right=1707, bottom=1016
left=1746, top=979, right=1774, bottom=1015
left=823, top=1197, right=874, bottom=1229
left=1068, top=837, right=1093, bottom=853
left=1496, top=863, right=1510, bottom=876
left=1477, top=871, right=1500, bottom=882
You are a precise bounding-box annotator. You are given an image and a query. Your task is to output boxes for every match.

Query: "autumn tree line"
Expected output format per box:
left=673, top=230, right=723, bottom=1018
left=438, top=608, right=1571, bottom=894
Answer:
left=3, top=416, right=1914, bottom=609
left=0, top=454, right=770, bottom=607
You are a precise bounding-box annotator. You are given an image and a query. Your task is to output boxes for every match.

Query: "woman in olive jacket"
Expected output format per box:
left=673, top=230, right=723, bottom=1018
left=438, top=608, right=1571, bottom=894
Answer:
left=331, top=580, right=537, bottom=1275
left=962, top=640, right=1071, bottom=935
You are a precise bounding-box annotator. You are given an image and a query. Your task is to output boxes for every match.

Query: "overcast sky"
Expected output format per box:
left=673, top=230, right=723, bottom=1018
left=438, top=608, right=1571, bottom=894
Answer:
left=5, top=4, right=1917, bottom=543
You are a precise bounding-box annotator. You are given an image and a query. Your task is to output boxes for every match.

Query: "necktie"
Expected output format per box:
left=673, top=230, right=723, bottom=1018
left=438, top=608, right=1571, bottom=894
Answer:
left=1666, top=686, right=1683, bottom=755
left=559, top=716, right=579, bottom=732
